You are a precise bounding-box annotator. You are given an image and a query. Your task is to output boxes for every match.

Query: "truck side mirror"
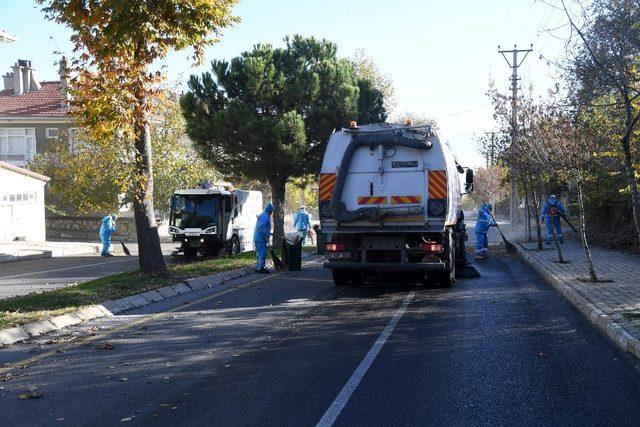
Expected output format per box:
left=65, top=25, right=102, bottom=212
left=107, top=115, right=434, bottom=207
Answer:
left=464, top=169, right=474, bottom=193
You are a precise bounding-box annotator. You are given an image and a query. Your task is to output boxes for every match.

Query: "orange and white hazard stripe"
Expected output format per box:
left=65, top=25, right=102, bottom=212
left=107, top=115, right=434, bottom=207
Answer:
left=391, top=195, right=422, bottom=204
left=428, top=170, right=447, bottom=199
left=319, top=173, right=336, bottom=201
left=357, top=196, right=387, bottom=205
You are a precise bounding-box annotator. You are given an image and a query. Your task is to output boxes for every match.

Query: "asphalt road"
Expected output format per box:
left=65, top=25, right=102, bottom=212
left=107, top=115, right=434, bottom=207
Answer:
left=1, top=252, right=640, bottom=426
left=0, top=243, right=177, bottom=300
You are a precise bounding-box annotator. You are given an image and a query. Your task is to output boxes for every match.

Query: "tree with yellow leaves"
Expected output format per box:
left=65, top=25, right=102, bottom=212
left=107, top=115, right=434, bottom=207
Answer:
left=37, top=0, right=239, bottom=274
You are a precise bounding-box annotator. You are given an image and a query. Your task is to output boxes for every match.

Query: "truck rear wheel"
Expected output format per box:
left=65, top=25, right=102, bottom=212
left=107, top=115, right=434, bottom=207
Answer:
left=332, top=269, right=350, bottom=286
left=438, top=231, right=456, bottom=287
left=332, top=269, right=363, bottom=286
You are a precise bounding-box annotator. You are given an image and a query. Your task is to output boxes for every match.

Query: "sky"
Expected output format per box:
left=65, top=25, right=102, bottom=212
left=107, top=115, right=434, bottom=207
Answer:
left=0, top=0, right=573, bottom=168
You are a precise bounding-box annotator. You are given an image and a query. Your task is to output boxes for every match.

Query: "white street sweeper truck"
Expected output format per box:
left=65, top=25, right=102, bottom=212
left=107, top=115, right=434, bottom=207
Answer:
left=169, top=181, right=263, bottom=260
left=319, top=122, right=473, bottom=286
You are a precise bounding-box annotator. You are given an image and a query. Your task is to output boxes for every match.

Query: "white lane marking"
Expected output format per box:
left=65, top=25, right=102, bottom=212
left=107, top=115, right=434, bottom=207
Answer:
left=316, top=291, right=416, bottom=427
left=0, top=258, right=136, bottom=279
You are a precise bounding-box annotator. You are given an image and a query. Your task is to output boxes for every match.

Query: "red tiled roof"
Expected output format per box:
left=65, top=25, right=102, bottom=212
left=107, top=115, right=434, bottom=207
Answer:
left=0, top=161, right=50, bottom=182
left=0, top=81, right=69, bottom=117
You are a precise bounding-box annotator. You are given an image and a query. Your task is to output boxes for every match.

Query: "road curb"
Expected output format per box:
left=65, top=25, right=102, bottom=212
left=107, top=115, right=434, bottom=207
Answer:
left=0, top=250, right=53, bottom=264
left=512, top=241, right=640, bottom=361
left=0, top=261, right=277, bottom=347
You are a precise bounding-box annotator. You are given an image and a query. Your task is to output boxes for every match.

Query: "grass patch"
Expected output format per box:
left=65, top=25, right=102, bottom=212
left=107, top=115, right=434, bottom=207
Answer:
left=0, top=252, right=257, bottom=330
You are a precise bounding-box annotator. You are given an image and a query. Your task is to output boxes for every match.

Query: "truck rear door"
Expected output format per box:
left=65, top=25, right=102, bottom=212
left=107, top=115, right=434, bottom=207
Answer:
left=341, top=146, right=427, bottom=223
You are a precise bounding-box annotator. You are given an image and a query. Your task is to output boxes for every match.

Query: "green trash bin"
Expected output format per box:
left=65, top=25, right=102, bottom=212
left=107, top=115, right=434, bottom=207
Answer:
left=282, top=237, right=302, bottom=271
left=314, top=224, right=326, bottom=255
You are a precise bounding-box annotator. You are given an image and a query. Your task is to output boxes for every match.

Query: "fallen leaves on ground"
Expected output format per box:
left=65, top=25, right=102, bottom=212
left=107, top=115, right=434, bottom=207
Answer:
left=97, top=343, right=115, bottom=350
left=18, top=391, right=44, bottom=400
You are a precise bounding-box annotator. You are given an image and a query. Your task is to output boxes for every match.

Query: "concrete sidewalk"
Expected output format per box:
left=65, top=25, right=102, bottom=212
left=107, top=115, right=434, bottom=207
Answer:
left=508, top=230, right=640, bottom=360
left=0, top=241, right=101, bottom=263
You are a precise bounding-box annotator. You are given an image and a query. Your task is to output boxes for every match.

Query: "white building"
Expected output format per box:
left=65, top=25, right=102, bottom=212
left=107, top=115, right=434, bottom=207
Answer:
left=0, top=161, right=49, bottom=241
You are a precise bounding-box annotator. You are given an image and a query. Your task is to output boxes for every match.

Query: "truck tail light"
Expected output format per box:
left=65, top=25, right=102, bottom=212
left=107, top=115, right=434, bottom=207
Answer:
left=419, top=243, right=444, bottom=253
left=326, top=242, right=346, bottom=251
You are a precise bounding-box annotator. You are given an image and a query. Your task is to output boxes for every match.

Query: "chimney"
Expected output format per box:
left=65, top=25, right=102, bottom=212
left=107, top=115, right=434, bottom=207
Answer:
left=12, top=62, right=23, bottom=95
left=21, top=64, right=31, bottom=93
left=4, top=60, right=41, bottom=95
left=58, top=56, right=70, bottom=107
left=28, top=67, right=41, bottom=91
left=2, top=72, right=12, bottom=91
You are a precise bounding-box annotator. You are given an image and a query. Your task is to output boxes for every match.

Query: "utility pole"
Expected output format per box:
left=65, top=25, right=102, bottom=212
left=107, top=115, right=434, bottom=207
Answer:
left=484, top=131, right=496, bottom=167
left=498, top=44, right=532, bottom=226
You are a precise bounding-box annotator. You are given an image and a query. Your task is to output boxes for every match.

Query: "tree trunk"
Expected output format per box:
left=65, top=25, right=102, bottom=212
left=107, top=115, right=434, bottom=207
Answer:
left=621, top=134, right=640, bottom=245
left=510, top=167, right=518, bottom=226
left=300, top=183, right=306, bottom=208
left=522, top=177, right=532, bottom=242
left=531, top=179, right=543, bottom=250
left=576, top=175, right=598, bottom=282
left=550, top=216, right=564, bottom=263
left=270, top=180, right=287, bottom=250
left=133, top=121, right=167, bottom=275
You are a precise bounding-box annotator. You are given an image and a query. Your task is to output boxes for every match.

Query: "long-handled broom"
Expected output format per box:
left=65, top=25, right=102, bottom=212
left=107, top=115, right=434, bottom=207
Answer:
left=113, top=232, right=131, bottom=256
left=488, top=213, right=517, bottom=254
left=269, top=244, right=285, bottom=270
left=268, top=233, right=301, bottom=271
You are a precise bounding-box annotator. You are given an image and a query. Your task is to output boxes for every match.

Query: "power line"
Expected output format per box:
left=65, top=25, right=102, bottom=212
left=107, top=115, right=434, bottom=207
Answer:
left=531, top=4, right=552, bottom=45
left=434, top=104, right=491, bottom=121
left=498, top=0, right=515, bottom=43
left=516, top=1, right=536, bottom=42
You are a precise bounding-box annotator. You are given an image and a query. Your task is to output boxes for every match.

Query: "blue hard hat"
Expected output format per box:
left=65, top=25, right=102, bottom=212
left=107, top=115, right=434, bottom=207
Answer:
left=265, top=203, right=274, bottom=214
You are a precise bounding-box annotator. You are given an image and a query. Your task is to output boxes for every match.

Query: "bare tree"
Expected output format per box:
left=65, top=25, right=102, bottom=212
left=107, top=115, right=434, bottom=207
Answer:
left=559, top=0, right=640, bottom=245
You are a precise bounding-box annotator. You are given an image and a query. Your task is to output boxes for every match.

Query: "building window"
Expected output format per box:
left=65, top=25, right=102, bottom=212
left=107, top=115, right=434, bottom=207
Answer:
left=46, top=128, right=59, bottom=139
left=0, top=128, right=36, bottom=163
left=1, top=192, right=36, bottom=205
